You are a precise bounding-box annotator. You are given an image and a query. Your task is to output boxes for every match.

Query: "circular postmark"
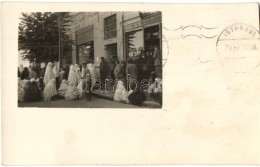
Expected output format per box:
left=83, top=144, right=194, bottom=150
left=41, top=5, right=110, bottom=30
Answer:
left=216, top=23, right=260, bottom=73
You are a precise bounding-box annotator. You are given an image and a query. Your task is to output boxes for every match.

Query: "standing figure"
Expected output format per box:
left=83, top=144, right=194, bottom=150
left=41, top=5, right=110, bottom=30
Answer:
left=43, top=62, right=55, bottom=86
left=87, top=63, right=95, bottom=84
left=74, top=64, right=81, bottom=83
left=146, top=51, right=154, bottom=77
left=110, top=61, right=116, bottom=82
left=39, top=67, right=46, bottom=78
left=126, top=59, right=138, bottom=90
left=85, top=65, right=92, bottom=101
left=114, top=60, right=122, bottom=80
left=29, top=67, right=38, bottom=79
left=153, top=46, right=162, bottom=79
left=120, top=61, right=127, bottom=88
left=99, top=57, right=109, bottom=90
left=53, top=66, right=60, bottom=89
left=67, top=64, right=78, bottom=86
left=19, top=64, right=24, bottom=75
left=62, top=65, right=70, bottom=80
left=135, top=51, right=146, bottom=82
left=21, top=67, right=30, bottom=80
left=77, top=62, right=87, bottom=99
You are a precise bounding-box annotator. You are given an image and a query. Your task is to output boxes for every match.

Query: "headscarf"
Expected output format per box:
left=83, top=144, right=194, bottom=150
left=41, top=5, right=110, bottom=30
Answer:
left=74, top=64, right=81, bottom=81
left=58, top=79, right=68, bottom=97
left=29, top=67, right=37, bottom=79
left=114, top=80, right=128, bottom=102
left=53, top=66, right=59, bottom=77
left=65, top=82, right=79, bottom=100
left=18, top=77, right=24, bottom=102
left=43, top=79, right=57, bottom=101
left=74, top=64, right=80, bottom=72
left=21, top=67, right=30, bottom=80
left=24, top=80, right=42, bottom=102
left=23, top=80, right=31, bottom=94
left=68, top=65, right=78, bottom=86
left=19, top=65, right=24, bottom=73
left=43, top=62, right=55, bottom=86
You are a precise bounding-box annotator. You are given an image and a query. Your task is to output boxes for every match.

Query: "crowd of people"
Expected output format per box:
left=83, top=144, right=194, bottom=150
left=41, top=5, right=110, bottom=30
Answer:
left=18, top=47, right=162, bottom=106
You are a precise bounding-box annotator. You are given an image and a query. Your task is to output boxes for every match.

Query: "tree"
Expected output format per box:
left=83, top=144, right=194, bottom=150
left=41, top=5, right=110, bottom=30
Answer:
left=18, top=12, right=73, bottom=64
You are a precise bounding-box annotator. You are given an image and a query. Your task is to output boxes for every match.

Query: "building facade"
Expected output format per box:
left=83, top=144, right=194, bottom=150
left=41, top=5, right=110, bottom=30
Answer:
left=67, top=11, right=162, bottom=79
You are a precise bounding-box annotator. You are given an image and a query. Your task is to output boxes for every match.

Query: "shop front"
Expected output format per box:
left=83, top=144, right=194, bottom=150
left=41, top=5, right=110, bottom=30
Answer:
left=124, top=12, right=162, bottom=61
left=76, top=25, right=94, bottom=64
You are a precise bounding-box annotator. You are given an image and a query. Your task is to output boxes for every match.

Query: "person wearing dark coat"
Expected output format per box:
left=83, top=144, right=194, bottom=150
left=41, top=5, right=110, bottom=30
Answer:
left=99, top=57, right=109, bottom=90
left=146, top=51, right=155, bottom=76
left=21, top=67, right=29, bottom=80
left=63, top=65, right=70, bottom=81
left=127, top=88, right=146, bottom=106
left=153, top=46, right=162, bottom=78
left=24, top=79, right=42, bottom=102
left=135, top=51, right=146, bottom=82
left=119, top=61, right=127, bottom=89
left=39, top=67, right=46, bottom=78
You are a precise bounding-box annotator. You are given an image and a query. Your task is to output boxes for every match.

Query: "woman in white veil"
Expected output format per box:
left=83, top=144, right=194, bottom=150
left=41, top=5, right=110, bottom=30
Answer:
left=67, top=64, right=78, bottom=86
left=43, top=62, right=55, bottom=86
left=114, top=80, right=128, bottom=102
left=43, top=79, right=57, bottom=101
left=65, top=81, right=79, bottom=100
left=74, top=64, right=81, bottom=82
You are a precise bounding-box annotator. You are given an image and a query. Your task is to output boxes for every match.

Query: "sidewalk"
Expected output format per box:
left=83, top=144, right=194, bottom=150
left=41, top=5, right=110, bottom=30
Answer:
left=91, top=87, right=162, bottom=108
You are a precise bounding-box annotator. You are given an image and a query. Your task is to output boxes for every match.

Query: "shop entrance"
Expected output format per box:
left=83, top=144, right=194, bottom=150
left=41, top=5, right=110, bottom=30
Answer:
left=144, top=25, right=160, bottom=53
left=105, top=43, right=117, bottom=62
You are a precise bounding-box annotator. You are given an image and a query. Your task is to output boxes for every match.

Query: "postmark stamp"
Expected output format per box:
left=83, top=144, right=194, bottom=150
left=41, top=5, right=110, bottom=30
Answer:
left=216, top=23, right=260, bottom=73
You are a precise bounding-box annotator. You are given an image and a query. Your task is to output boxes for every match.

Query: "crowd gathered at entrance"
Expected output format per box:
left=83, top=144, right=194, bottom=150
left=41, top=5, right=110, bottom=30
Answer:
left=18, top=47, right=162, bottom=106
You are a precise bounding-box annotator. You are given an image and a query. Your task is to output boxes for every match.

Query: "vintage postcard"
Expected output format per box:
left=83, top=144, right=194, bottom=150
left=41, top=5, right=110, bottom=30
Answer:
left=1, top=2, right=260, bottom=165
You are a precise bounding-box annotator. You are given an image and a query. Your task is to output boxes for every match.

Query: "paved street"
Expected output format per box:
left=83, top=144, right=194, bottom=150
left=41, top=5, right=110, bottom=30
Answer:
left=18, top=96, right=139, bottom=108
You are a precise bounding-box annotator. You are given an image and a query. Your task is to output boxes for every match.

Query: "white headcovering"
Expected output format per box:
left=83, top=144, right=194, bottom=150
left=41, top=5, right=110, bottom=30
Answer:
left=43, top=62, right=55, bottom=86
left=43, top=78, right=57, bottom=101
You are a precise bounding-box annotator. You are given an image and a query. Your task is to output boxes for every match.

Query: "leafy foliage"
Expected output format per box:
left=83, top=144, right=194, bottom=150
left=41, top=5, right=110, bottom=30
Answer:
left=18, top=12, right=73, bottom=63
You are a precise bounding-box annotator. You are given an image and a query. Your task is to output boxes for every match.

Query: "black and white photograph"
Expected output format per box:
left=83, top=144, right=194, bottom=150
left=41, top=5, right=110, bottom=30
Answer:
left=18, top=12, right=162, bottom=108
left=2, top=2, right=260, bottom=165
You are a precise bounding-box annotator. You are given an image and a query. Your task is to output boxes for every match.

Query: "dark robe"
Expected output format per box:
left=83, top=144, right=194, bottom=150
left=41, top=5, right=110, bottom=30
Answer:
left=21, top=67, right=29, bottom=80
left=24, top=81, right=42, bottom=102
left=128, top=90, right=146, bottom=106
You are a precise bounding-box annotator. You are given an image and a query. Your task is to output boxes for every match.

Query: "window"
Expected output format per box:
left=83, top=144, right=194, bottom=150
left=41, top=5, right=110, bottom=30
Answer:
left=104, top=14, right=117, bottom=39
left=126, top=30, right=144, bottom=59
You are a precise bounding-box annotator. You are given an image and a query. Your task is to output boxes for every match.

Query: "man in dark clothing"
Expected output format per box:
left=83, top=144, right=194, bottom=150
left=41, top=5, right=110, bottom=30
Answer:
left=146, top=51, right=155, bottom=76
left=81, top=61, right=92, bottom=101
left=99, top=57, right=109, bottom=90
left=135, top=51, right=146, bottom=82
left=21, top=67, right=29, bottom=80
left=63, top=65, right=70, bottom=80
left=39, top=67, right=46, bottom=78
left=153, top=46, right=162, bottom=79
left=120, top=61, right=127, bottom=89
left=85, top=68, right=92, bottom=101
